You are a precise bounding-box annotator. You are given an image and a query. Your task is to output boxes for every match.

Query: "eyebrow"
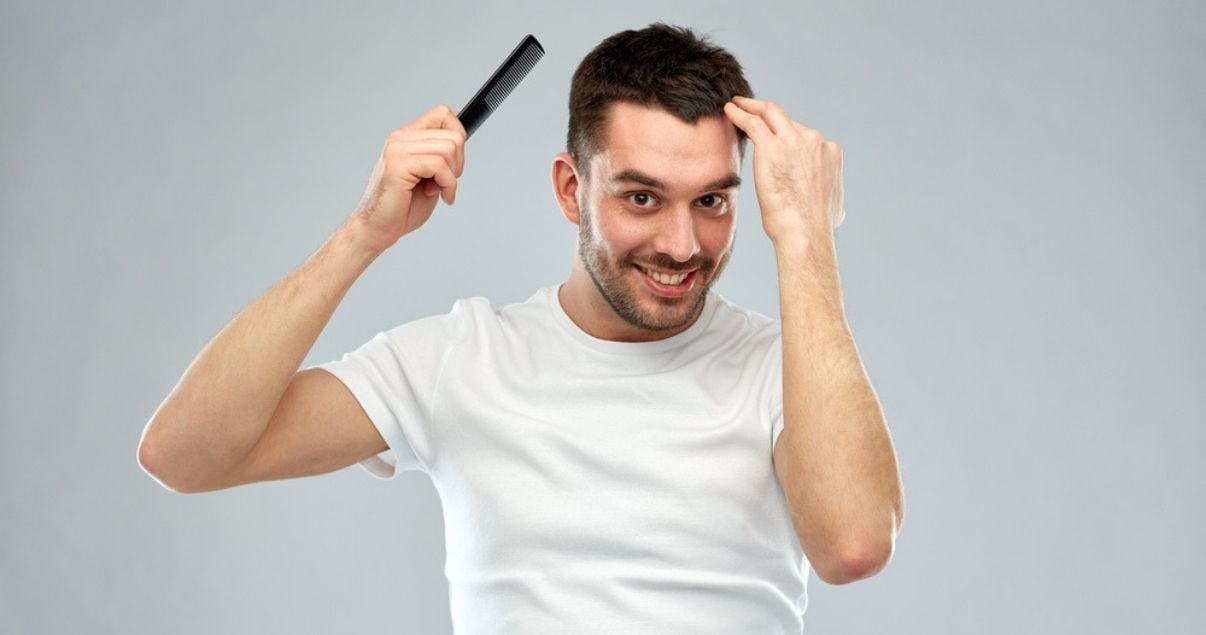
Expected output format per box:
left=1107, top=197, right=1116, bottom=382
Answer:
left=611, top=169, right=742, bottom=193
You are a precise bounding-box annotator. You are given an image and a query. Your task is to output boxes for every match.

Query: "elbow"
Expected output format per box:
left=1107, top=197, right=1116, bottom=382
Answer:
left=815, top=536, right=896, bottom=585
left=137, top=424, right=202, bottom=495
left=819, top=500, right=905, bottom=585
left=137, top=437, right=182, bottom=494
left=137, top=420, right=166, bottom=484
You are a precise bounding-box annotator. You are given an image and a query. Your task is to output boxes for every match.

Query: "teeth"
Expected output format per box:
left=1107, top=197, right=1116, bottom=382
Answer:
left=639, top=266, right=689, bottom=286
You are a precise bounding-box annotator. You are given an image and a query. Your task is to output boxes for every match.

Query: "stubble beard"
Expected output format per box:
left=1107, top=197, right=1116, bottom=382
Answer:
left=577, top=201, right=732, bottom=333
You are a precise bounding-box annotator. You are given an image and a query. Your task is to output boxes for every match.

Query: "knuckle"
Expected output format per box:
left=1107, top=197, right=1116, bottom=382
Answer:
left=414, top=153, right=436, bottom=169
left=387, top=128, right=406, bottom=143
left=381, top=140, right=403, bottom=162
left=380, top=153, right=405, bottom=178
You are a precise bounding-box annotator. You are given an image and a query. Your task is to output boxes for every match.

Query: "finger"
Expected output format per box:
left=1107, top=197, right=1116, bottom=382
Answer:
left=420, top=178, right=439, bottom=198
left=393, top=128, right=463, bottom=143
left=392, top=129, right=465, bottom=176
left=452, top=128, right=465, bottom=178
left=731, top=95, right=793, bottom=137
left=401, top=103, right=459, bottom=132
left=417, top=175, right=458, bottom=205
left=439, top=112, right=469, bottom=178
left=439, top=107, right=470, bottom=140
left=456, top=132, right=464, bottom=178
left=429, top=159, right=458, bottom=205
left=404, top=138, right=461, bottom=177
left=402, top=138, right=456, bottom=156
left=724, top=100, right=774, bottom=146
left=409, top=155, right=458, bottom=204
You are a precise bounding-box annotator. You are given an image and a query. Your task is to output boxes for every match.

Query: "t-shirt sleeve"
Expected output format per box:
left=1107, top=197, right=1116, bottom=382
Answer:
left=303, top=303, right=467, bottom=480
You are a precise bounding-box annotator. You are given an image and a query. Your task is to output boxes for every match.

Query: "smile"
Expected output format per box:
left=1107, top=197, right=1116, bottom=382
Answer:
left=634, top=264, right=697, bottom=298
left=637, top=265, right=690, bottom=285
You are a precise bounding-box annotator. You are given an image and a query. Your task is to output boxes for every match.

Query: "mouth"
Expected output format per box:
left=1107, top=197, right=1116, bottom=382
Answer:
left=633, top=263, right=697, bottom=298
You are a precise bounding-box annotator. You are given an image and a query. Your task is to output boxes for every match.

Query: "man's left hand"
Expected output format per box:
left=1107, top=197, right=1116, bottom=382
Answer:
left=724, top=95, right=845, bottom=245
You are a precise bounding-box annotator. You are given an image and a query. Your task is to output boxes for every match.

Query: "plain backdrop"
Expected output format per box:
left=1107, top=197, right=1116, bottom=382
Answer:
left=2, top=0, right=1202, bottom=633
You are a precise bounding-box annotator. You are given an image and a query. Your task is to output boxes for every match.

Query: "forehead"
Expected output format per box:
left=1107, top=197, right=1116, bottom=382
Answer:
left=592, top=101, right=740, bottom=190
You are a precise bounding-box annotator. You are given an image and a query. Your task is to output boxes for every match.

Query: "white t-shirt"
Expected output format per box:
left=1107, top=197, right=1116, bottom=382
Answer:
left=309, top=284, right=809, bottom=634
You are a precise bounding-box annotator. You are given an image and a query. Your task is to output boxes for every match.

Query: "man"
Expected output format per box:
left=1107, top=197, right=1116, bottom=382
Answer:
left=139, top=23, right=904, bottom=633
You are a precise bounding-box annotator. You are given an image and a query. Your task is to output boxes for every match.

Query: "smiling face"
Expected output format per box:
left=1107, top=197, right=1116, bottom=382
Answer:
left=553, top=101, right=742, bottom=341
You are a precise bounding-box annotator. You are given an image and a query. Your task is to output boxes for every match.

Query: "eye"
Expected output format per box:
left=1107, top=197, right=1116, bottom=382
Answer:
left=628, top=192, right=657, bottom=208
left=697, top=193, right=728, bottom=211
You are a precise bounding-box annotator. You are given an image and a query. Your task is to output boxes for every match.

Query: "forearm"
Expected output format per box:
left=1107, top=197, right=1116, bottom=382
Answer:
left=139, top=215, right=383, bottom=489
left=773, top=234, right=903, bottom=576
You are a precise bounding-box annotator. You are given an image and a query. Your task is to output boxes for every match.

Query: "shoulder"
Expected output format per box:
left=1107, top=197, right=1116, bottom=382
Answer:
left=418, top=286, right=555, bottom=342
left=695, top=293, right=783, bottom=376
left=706, top=293, right=781, bottom=349
left=703, top=295, right=783, bottom=389
left=370, top=294, right=492, bottom=351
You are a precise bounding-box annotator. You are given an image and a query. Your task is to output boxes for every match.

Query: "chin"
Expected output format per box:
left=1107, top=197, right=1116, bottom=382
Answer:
left=623, top=268, right=708, bottom=331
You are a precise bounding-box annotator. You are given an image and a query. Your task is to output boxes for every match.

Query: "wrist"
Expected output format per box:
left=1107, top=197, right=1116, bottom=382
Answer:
left=772, top=232, right=844, bottom=307
left=771, top=229, right=835, bottom=268
left=337, top=213, right=392, bottom=261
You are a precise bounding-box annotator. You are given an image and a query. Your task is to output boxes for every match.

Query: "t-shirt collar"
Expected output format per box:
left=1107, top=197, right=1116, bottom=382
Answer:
left=541, top=283, right=719, bottom=357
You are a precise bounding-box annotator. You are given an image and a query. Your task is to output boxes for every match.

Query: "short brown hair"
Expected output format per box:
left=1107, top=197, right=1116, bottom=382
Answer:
left=566, top=23, right=753, bottom=178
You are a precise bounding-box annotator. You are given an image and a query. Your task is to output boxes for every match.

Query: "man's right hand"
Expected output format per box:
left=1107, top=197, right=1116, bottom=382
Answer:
left=352, top=104, right=468, bottom=253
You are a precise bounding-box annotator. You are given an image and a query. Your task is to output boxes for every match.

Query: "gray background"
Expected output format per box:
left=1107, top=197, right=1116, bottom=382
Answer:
left=2, top=0, right=1202, bottom=633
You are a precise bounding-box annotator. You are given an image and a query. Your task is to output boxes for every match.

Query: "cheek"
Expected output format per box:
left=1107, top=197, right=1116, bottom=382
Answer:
left=702, top=217, right=736, bottom=253
left=594, top=210, right=648, bottom=258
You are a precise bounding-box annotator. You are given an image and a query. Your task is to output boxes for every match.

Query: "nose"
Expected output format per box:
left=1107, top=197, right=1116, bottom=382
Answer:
left=652, top=204, right=701, bottom=264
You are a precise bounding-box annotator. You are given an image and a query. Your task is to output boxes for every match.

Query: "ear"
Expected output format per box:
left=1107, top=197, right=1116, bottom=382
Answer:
left=551, top=151, right=583, bottom=226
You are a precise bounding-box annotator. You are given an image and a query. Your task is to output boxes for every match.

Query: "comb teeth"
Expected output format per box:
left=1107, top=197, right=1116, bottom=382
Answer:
left=457, top=35, right=545, bottom=138
left=484, top=44, right=543, bottom=110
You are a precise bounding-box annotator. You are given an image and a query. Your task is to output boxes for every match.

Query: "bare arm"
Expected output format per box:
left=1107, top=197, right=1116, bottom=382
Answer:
left=138, top=217, right=380, bottom=492
left=725, top=96, right=904, bottom=584
left=138, top=104, right=468, bottom=493
left=772, top=237, right=903, bottom=584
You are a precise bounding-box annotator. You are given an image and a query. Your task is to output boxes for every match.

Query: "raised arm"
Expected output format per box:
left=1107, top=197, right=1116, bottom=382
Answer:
left=137, top=104, right=467, bottom=493
left=725, top=95, right=903, bottom=584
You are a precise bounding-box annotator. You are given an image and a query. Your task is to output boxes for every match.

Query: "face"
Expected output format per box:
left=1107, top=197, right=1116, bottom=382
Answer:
left=574, top=102, right=741, bottom=333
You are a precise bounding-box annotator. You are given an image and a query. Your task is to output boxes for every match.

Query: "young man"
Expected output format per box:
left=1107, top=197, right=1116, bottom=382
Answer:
left=139, top=23, right=904, bottom=633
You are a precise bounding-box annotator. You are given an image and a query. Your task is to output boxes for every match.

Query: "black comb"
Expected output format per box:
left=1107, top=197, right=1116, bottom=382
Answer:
left=457, top=34, right=544, bottom=138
